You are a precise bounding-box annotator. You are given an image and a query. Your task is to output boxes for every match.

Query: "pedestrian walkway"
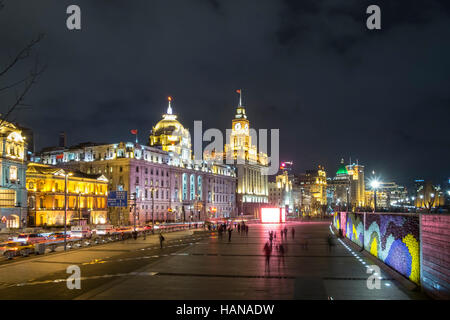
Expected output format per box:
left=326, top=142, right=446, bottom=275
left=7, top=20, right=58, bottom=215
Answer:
left=78, top=222, right=427, bottom=300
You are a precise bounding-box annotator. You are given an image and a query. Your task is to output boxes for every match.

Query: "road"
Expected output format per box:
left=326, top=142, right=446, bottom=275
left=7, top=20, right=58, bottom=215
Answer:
left=0, top=222, right=427, bottom=300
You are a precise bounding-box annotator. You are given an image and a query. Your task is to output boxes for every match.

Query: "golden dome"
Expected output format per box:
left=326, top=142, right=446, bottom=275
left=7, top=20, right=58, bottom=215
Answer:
left=151, top=97, right=185, bottom=138
left=149, top=97, right=192, bottom=161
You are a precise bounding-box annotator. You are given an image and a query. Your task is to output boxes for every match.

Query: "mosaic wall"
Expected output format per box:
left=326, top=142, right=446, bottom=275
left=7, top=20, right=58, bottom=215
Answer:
left=365, top=214, right=420, bottom=284
left=333, top=212, right=420, bottom=285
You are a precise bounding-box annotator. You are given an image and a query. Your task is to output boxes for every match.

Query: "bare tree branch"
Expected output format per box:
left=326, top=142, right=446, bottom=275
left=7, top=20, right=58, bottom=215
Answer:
left=0, top=33, right=44, bottom=77
left=0, top=76, right=30, bottom=92
left=0, top=57, right=46, bottom=127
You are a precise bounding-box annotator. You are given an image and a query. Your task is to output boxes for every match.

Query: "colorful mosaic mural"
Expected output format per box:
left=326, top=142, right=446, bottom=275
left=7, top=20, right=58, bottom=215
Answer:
left=332, top=212, right=420, bottom=285
left=365, top=214, right=420, bottom=284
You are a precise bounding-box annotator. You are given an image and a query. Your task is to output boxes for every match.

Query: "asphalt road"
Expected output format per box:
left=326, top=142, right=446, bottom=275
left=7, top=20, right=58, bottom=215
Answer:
left=0, top=222, right=427, bottom=300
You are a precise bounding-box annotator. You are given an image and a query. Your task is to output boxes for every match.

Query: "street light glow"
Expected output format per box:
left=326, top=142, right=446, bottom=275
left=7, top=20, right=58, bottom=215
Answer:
left=370, top=179, right=380, bottom=189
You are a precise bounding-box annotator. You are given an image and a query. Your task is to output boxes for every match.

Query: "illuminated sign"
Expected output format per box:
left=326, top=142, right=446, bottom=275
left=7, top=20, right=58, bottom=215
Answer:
left=260, top=207, right=286, bottom=223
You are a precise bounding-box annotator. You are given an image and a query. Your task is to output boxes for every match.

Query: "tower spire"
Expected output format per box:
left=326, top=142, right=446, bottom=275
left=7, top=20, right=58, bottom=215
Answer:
left=167, top=96, right=173, bottom=115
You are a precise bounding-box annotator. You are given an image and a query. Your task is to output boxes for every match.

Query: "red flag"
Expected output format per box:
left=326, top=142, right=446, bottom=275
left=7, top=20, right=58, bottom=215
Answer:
left=130, top=129, right=137, bottom=135
left=236, top=89, right=241, bottom=94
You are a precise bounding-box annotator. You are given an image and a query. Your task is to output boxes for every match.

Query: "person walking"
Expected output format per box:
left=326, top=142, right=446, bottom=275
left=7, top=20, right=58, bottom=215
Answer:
left=264, top=241, right=272, bottom=273
left=284, top=227, right=288, bottom=240
left=245, top=225, right=249, bottom=236
left=237, top=224, right=241, bottom=234
left=228, top=226, right=233, bottom=242
left=159, top=233, right=165, bottom=249
left=269, top=231, right=273, bottom=247
left=291, top=228, right=295, bottom=239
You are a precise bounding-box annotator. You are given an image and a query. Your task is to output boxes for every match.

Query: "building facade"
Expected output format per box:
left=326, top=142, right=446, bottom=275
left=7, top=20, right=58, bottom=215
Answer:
left=0, top=121, right=28, bottom=229
left=26, top=163, right=108, bottom=226
left=268, top=171, right=293, bottom=211
left=329, top=159, right=365, bottom=211
left=34, top=99, right=236, bottom=225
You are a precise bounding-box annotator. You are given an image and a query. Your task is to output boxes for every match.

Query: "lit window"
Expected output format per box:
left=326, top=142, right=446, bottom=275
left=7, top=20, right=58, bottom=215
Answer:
left=9, top=166, right=18, bottom=182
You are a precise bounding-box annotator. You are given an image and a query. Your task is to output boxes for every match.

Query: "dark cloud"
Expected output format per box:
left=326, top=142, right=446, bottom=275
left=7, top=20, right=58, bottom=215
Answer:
left=0, top=0, right=449, bottom=187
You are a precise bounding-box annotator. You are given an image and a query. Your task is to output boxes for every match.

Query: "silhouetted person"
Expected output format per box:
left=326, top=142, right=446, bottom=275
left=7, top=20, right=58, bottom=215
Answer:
left=159, top=233, right=165, bottom=248
left=291, top=228, right=295, bottom=239
left=228, top=227, right=233, bottom=242
left=264, top=241, right=272, bottom=273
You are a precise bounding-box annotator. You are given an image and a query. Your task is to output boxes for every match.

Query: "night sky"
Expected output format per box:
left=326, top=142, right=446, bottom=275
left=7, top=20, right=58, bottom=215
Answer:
left=1, top=0, right=449, bottom=187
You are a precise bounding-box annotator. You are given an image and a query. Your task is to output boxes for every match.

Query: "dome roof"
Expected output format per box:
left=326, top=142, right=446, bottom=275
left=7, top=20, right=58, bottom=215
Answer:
left=336, top=159, right=348, bottom=176
left=153, top=115, right=184, bottom=136
left=152, top=97, right=185, bottom=136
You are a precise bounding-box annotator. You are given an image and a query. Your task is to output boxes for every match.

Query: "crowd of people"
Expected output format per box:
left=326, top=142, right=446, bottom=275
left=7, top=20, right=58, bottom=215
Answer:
left=263, top=226, right=298, bottom=273
left=216, top=221, right=249, bottom=242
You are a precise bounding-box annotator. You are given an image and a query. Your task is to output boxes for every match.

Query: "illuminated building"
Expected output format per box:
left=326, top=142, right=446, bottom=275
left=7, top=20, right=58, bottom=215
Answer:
left=329, top=159, right=365, bottom=210
left=297, top=165, right=327, bottom=216
left=26, top=163, right=108, bottom=226
left=0, top=121, right=28, bottom=229
left=35, top=98, right=236, bottom=224
left=268, top=170, right=293, bottom=211
left=346, top=162, right=365, bottom=208
left=365, top=190, right=389, bottom=210
left=149, top=97, right=191, bottom=164
left=221, top=90, right=269, bottom=218
left=378, top=181, right=408, bottom=207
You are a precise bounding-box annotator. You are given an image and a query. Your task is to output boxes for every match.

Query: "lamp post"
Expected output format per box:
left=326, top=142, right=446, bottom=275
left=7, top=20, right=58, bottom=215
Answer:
left=370, top=179, right=380, bottom=213
left=151, top=187, right=157, bottom=226
left=62, top=171, right=73, bottom=251
left=132, top=192, right=137, bottom=232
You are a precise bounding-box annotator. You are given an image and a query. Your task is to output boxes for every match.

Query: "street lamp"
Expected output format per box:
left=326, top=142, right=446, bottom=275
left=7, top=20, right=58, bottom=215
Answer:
left=150, top=187, right=158, bottom=226
left=370, top=179, right=380, bottom=213
left=55, top=171, right=73, bottom=251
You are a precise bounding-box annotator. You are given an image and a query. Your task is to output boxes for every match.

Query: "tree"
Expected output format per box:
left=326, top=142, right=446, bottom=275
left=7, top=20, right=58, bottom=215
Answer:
left=0, top=1, right=45, bottom=126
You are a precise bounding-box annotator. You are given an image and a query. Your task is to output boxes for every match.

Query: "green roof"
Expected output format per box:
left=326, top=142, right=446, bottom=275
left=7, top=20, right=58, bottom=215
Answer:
left=336, top=164, right=348, bottom=176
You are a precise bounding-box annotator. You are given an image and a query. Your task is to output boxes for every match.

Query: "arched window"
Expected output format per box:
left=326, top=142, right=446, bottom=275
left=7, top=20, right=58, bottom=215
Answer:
left=182, top=173, right=187, bottom=201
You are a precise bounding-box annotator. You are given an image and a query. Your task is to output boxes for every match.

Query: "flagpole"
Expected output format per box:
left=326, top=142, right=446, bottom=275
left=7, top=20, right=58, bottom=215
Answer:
left=239, top=89, right=242, bottom=107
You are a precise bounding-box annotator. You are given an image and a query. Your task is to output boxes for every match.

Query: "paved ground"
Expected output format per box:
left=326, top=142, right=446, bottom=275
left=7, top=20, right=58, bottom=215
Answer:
left=0, top=222, right=427, bottom=300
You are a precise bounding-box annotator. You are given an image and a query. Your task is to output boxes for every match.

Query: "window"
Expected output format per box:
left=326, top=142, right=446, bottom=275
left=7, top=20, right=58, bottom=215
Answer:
left=136, top=166, right=139, bottom=173
left=9, top=166, right=17, bottom=182
left=120, top=166, right=123, bottom=172
left=0, top=189, right=15, bottom=207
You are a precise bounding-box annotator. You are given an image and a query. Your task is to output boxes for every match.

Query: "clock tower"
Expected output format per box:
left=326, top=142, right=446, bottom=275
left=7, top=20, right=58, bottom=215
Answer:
left=227, top=90, right=257, bottom=162
left=223, top=89, right=269, bottom=219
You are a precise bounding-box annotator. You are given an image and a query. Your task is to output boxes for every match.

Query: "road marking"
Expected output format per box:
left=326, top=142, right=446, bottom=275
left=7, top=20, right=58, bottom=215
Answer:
left=10, top=272, right=159, bottom=288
